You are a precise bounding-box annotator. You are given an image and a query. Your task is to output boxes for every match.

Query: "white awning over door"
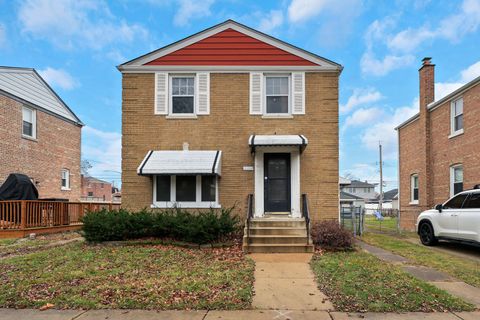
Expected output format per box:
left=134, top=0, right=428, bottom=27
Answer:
left=248, top=135, right=308, bottom=152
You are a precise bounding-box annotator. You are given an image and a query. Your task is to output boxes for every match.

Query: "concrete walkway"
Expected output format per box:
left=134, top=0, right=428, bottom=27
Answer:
left=357, top=241, right=480, bottom=308
left=250, top=253, right=333, bottom=311
left=0, top=309, right=479, bottom=320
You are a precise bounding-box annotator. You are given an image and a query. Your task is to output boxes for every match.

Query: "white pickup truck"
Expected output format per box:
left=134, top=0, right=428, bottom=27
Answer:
left=416, top=187, right=480, bottom=246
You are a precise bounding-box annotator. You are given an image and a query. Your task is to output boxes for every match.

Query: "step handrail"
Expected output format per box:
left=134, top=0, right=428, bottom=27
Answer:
left=301, top=194, right=310, bottom=245
left=246, top=194, right=254, bottom=249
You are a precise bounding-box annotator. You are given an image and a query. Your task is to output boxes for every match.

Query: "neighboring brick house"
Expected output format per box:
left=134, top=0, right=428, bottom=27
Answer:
left=118, top=20, right=342, bottom=251
left=396, top=58, right=480, bottom=230
left=80, top=175, right=113, bottom=202
left=0, top=66, right=83, bottom=201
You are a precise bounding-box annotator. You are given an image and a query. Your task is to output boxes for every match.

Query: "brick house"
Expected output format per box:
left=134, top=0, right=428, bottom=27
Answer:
left=118, top=20, right=342, bottom=252
left=396, top=58, right=480, bottom=230
left=80, top=175, right=113, bottom=202
left=0, top=66, right=83, bottom=201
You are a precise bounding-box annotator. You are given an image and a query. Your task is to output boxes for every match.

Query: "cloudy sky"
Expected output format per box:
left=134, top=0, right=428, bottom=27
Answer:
left=1, top=0, right=479, bottom=189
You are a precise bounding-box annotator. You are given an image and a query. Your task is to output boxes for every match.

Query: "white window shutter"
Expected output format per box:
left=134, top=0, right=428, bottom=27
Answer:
left=250, top=72, right=263, bottom=115
left=154, top=73, right=168, bottom=115
left=196, top=73, right=210, bottom=115
left=292, top=72, right=305, bottom=114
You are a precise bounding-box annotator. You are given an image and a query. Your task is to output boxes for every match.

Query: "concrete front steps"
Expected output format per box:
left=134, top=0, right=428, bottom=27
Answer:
left=243, top=217, right=314, bottom=253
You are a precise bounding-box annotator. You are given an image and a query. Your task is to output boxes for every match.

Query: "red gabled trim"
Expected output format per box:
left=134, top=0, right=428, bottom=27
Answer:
left=145, top=29, right=317, bottom=66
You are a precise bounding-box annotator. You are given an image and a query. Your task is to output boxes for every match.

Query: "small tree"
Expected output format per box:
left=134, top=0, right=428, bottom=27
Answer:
left=81, top=159, right=93, bottom=176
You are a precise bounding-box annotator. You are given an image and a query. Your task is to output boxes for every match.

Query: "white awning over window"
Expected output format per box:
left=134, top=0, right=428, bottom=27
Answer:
left=249, top=135, right=308, bottom=152
left=138, top=150, right=222, bottom=176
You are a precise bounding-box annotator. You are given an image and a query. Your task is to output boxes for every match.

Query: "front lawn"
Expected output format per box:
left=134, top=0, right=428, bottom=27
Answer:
left=0, top=242, right=255, bottom=310
left=0, top=232, right=82, bottom=258
left=361, top=233, right=480, bottom=288
left=311, top=250, right=474, bottom=312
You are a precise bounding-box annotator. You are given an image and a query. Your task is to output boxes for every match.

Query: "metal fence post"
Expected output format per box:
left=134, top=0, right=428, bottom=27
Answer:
left=352, top=206, right=357, bottom=237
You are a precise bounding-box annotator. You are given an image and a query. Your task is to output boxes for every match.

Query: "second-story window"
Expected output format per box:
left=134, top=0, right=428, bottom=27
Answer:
left=451, top=97, right=463, bottom=135
left=265, top=76, right=289, bottom=114
left=22, top=106, right=36, bottom=139
left=171, top=76, right=195, bottom=114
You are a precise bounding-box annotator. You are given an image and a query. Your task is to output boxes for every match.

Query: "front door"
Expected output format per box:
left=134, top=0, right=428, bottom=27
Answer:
left=264, top=153, right=291, bottom=213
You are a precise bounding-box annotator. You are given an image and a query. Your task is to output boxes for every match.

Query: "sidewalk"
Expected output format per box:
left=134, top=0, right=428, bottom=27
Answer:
left=250, top=253, right=333, bottom=311
left=357, top=241, right=480, bottom=308
left=0, top=308, right=479, bottom=320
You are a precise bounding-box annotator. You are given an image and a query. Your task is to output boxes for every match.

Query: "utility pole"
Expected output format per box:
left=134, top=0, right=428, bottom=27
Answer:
left=379, top=141, right=383, bottom=212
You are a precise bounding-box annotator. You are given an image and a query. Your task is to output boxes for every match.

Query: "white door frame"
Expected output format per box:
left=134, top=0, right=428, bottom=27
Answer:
left=254, top=146, right=301, bottom=218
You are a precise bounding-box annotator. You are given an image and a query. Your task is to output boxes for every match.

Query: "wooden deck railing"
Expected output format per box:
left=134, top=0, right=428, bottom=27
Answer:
left=0, top=201, right=121, bottom=230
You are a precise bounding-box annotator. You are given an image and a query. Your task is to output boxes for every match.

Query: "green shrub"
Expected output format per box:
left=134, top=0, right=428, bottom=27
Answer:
left=81, top=206, right=240, bottom=244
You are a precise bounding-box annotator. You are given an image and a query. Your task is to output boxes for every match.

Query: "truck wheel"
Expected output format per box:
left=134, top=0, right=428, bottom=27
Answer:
left=419, top=222, right=438, bottom=246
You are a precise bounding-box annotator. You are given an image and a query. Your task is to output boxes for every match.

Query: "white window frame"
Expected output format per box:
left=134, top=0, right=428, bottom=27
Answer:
left=61, top=169, right=70, bottom=190
left=263, top=74, right=291, bottom=116
left=450, top=97, right=464, bottom=138
left=450, top=164, right=463, bottom=197
left=152, top=175, right=220, bottom=209
left=410, top=174, right=419, bottom=204
left=169, top=74, right=196, bottom=117
left=22, top=106, right=36, bottom=139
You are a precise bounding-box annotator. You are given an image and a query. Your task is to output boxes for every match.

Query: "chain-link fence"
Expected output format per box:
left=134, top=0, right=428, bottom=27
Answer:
left=340, top=206, right=364, bottom=236
left=340, top=206, right=401, bottom=235
left=363, top=208, right=400, bottom=234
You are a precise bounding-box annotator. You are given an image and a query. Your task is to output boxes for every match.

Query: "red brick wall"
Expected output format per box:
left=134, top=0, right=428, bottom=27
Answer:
left=0, top=94, right=82, bottom=200
left=399, top=82, right=480, bottom=230
left=81, top=176, right=112, bottom=202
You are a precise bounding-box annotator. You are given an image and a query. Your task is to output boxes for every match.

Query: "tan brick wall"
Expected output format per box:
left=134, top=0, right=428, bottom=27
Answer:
left=399, top=83, right=480, bottom=230
left=121, top=72, right=339, bottom=221
left=0, top=94, right=82, bottom=200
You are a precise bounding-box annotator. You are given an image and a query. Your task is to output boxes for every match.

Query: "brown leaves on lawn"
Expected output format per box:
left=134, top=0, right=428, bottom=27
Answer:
left=22, top=283, right=58, bottom=302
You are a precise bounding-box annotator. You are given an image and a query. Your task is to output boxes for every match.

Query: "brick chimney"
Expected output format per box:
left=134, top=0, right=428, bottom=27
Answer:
left=418, top=57, right=435, bottom=209
left=419, top=57, right=435, bottom=109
